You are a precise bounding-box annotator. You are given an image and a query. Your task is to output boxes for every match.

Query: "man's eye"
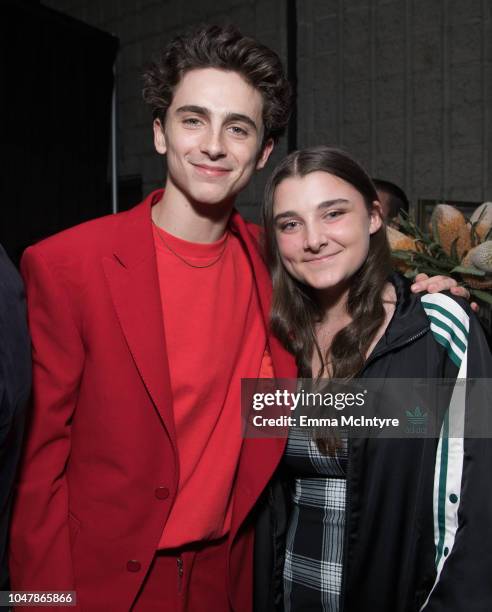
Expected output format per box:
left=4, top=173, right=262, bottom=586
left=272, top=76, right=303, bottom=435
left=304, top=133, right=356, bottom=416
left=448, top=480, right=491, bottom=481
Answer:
left=183, top=117, right=201, bottom=127
left=229, top=125, right=248, bottom=136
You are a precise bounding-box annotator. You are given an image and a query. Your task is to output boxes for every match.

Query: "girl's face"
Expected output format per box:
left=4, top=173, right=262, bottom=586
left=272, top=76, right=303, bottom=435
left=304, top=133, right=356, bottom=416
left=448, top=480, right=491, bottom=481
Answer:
left=273, top=171, right=382, bottom=292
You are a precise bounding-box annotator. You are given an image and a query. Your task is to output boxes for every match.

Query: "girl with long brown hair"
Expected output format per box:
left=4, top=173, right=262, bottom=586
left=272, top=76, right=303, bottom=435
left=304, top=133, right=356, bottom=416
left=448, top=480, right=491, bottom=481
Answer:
left=255, top=146, right=492, bottom=612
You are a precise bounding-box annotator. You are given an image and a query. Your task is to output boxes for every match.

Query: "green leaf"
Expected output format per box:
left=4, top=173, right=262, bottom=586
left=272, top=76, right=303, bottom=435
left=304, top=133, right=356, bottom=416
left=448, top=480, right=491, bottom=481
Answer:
left=431, top=213, right=441, bottom=246
left=391, top=250, right=414, bottom=261
left=470, top=224, right=479, bottom=246
left=413, top=265, right=450, bottom=277
left=450, top=237, right=459, bottom=263
left=428, top=242, right=440, bottom=250
left=451, top=266, right=486, bottom=277
left=470, top=289, right=492, bottom=304
left=471, top=209, right=487, bottom=246
left=412, top=251, right=454, bottom=270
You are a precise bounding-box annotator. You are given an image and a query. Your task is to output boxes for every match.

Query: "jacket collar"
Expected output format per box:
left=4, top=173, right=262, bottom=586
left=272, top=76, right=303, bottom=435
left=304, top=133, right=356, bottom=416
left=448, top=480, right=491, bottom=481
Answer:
left=371, top=273, right=430, bottom=358
left=110, top=190, right=163, bottom=269
left=102, top=190, right=177, bottom=447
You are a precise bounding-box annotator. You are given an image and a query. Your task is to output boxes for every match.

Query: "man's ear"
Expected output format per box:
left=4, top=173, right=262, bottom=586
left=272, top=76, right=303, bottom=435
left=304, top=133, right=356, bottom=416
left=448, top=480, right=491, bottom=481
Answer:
left=256, top=138, right=274, bottom=170
left=369, top=200, right=384, bottom=234
left=153, top=119, right=166, bottom=154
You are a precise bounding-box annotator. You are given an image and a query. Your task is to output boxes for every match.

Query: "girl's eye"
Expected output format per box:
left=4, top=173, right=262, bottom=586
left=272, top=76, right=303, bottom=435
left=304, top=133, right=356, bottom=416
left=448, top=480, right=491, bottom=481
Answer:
left=279, top=221, right=300, bottom=232
left=325, top=210, right=344, bottom=219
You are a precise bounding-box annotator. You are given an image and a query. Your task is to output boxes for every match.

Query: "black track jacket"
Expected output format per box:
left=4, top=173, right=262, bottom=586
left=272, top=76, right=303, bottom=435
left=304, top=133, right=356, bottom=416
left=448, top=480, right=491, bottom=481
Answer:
left=254, top=274, right=492, bottom=612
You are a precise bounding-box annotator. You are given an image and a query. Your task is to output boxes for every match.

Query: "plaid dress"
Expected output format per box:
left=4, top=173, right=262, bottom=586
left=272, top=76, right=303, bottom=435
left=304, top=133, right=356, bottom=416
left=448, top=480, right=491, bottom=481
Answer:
left=283, top=426, right=348, bottom=612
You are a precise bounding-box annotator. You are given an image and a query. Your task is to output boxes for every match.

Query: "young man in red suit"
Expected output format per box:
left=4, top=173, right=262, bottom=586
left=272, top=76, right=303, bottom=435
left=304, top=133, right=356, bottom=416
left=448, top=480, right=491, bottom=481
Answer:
left=9, top=24, right=295, bottom=612
left=9, top=24, right=464, bottom=611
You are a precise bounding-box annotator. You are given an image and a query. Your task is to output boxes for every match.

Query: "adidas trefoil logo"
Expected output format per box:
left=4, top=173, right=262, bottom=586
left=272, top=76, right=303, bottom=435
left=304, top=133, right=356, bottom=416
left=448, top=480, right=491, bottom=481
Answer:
left=406, top=406, right=428, bottom=426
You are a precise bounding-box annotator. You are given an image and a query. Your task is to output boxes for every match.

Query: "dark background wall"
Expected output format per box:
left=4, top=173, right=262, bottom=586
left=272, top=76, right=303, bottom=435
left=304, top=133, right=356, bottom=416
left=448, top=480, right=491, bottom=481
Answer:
left=0, top=1, right=118, bottom=263
left=41, top=0, right=290, bottom=223
left=296, top=0, right=492, bottom=207
left=40, top=0, right=492, bottom=221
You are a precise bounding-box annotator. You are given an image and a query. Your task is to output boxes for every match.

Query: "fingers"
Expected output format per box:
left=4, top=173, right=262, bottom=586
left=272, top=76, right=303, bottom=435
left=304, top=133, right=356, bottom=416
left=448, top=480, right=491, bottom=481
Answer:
left=411, top=272, right=428, bottom=292
left=410, top=274, right=476, bottom=308
left=450, top=285, right=470, bottom=300
left=411, top=274, right=458, bottom=293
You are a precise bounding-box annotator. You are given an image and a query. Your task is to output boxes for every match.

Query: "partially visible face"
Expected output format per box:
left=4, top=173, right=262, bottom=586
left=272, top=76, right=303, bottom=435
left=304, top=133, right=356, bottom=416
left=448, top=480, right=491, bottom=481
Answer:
left=376, top=189, right=392, bottom=220
left=154, top=67, right=273, bottom=207
left=377, top=189, right=401, bottom=228
left=273, top=171, right=382, bottom=292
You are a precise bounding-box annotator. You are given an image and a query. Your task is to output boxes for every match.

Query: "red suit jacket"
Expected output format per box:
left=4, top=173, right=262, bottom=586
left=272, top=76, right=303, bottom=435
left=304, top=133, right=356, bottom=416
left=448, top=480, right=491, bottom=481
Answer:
left=9, top=192, right=296, bottom=611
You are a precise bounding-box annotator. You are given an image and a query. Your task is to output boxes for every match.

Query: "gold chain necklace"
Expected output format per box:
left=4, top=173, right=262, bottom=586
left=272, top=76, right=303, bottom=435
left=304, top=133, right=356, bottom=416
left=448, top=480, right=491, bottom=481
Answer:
left=154, top=223, right=230, bottom=269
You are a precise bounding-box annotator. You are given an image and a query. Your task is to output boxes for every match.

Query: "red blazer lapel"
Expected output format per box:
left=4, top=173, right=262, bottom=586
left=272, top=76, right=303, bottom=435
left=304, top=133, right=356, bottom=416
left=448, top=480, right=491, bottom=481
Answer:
left=102, top=192, right=177, bottom=445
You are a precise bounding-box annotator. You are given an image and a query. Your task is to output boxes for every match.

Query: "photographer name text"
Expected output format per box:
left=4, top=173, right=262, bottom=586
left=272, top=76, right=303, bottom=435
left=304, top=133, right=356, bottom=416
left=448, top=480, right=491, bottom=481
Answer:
left=251, top=415, right=400, bottom=428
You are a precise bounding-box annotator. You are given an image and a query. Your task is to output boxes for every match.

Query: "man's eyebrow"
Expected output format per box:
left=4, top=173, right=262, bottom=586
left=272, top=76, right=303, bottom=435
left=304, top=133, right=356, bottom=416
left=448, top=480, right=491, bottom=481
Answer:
left=175, top=106, right=258, bottom=131
left=176, top=105, right=209, bottom=116
left=224, top=112, right=258, bottom=131
left=274, top=199, right=350, bottom=222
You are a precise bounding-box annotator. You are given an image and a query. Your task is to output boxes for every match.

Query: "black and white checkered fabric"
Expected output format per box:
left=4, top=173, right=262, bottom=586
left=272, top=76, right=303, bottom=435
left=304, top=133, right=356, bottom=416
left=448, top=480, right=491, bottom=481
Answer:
left=283, top=427, right=348, bottom=612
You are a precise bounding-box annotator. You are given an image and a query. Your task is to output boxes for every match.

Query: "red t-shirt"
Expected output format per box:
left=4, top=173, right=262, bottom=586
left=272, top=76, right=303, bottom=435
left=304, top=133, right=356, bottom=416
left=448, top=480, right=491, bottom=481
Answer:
left=153, top=223, right=267, bottom=548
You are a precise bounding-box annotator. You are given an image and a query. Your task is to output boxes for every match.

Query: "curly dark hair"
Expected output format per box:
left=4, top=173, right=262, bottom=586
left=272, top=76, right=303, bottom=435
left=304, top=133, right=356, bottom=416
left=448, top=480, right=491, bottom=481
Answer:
left=142, top=24, right=292, bottom=143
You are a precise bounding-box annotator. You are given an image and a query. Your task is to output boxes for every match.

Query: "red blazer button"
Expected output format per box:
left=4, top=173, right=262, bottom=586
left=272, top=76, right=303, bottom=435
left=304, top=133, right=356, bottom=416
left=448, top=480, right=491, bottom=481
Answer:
left=155, top=487, right=170, bottom=500
left=127, top=560, right=141, bottom=572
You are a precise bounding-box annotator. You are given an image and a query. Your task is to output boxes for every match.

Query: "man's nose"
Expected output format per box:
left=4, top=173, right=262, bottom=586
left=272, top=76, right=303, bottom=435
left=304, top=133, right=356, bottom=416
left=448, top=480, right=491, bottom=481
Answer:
left=200, top=126, right=226, bottom=160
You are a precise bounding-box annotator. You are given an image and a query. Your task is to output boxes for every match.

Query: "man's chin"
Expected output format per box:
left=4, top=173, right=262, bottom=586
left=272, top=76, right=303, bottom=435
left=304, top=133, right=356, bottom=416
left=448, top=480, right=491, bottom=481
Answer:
left=186, top=190, right=237, bottom=218
left=189, top=187, right=237, bottom=209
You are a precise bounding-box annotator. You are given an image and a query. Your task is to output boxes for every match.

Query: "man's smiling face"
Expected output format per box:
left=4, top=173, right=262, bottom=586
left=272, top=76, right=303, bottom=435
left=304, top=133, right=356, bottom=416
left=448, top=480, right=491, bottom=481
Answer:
left=154, top=67, right=274, bottom=208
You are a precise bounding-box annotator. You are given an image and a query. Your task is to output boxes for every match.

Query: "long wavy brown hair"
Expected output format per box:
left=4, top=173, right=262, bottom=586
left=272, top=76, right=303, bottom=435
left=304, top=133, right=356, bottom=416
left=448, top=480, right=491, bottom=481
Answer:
left=262, top=147, right=392, bottom=452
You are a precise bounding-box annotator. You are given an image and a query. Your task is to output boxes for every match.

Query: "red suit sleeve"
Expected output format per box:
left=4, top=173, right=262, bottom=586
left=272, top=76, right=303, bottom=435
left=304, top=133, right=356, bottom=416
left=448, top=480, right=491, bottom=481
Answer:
left=9, top=246, right=84, bottom=604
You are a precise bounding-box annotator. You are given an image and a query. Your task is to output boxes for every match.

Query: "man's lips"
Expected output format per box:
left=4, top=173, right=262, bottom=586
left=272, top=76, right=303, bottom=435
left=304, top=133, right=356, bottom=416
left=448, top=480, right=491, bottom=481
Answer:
left=191, top=162, right=232, bottom=177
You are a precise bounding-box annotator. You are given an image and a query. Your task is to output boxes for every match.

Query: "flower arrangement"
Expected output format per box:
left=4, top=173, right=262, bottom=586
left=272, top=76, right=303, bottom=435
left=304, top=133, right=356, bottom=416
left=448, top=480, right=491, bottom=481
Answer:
left=388, top=202, right=492, bottom=305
